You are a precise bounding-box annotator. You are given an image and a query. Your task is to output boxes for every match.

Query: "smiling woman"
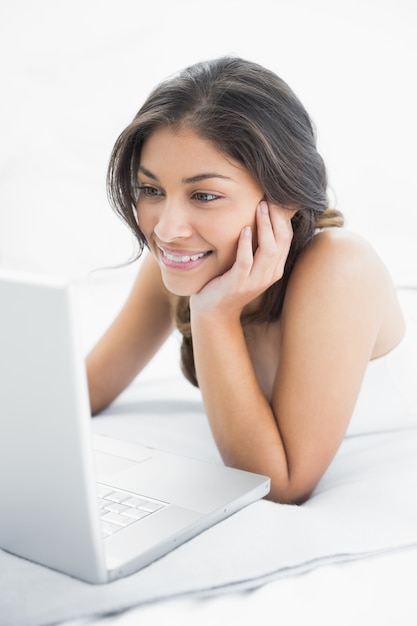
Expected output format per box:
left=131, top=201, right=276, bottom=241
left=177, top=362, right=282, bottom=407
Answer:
left=135, top=126, right=266, bottom=296
left=87, top=57, right=412, bottom=504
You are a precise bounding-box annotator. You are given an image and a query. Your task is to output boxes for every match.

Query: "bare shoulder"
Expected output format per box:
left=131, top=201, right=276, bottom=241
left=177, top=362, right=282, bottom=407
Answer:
left=284, top=227, right=404, bottom=356
left=288, top=227, right=398, bottom=303
left=293, top=228, right=390, bottom=285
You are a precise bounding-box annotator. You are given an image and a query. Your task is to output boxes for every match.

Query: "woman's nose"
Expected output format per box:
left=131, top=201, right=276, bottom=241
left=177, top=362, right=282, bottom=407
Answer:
left=153, top=202, right=193, bottom=242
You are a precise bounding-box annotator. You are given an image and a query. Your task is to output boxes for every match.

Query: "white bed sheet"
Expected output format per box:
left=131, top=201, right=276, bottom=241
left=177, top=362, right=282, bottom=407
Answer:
left=1, top=276, right=416, bottom=626
left=2, top=402, right=416, bottom=626
left=67, top=548, right=417, bottom=626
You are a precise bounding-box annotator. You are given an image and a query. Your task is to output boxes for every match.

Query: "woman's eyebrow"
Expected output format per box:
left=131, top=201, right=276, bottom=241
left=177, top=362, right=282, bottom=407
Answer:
left=182, top=173, right=234, bottom=184
left=138, top=166, right=234, bottom=185
left=138, top=166, right=159, bottom=181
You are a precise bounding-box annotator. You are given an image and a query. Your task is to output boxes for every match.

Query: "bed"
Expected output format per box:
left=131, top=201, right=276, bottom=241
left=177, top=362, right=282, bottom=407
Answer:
left=1, top=271, right=416, bottom=626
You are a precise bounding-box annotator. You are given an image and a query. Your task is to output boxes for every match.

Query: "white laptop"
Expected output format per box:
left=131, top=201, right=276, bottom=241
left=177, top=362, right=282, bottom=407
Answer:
left=0, top=270, right=270, bottom=583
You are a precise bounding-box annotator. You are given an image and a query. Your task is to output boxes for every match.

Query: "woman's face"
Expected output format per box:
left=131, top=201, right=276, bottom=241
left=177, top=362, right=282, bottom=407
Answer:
left=136, top=126, right=264, bottom=296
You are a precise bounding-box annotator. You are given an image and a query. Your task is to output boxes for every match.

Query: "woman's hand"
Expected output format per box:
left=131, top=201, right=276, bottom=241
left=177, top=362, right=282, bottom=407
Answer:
left=190, top=201, right=295, bottom=318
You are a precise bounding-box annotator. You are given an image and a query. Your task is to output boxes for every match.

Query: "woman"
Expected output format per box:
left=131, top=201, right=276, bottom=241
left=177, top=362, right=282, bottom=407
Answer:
left=87, top=57, right=406, bottom=504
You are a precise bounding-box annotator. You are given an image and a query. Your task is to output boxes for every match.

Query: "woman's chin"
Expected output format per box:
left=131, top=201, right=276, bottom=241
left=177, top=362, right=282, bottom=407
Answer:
left=160, top=275, right=198, bottom=297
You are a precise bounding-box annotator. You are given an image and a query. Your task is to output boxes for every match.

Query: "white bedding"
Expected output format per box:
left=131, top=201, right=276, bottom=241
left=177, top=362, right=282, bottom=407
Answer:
left=0, top=280, right=416, bottom=626
left=69, top=549, right=417, bottom=626
left=1, top=395, right=416, bottom=626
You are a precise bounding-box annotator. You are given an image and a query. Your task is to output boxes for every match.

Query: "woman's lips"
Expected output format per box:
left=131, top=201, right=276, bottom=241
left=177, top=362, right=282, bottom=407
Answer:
left=157, top=244, right=212, bottom=269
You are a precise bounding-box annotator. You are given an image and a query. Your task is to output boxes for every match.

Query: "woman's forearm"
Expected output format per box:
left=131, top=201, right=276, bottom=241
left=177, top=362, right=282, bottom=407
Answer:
left=190, top=311, right=292, bottom=500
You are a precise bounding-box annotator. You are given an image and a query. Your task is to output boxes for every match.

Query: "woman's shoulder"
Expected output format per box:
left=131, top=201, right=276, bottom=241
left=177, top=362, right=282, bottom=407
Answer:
left=284, top=227, right=404, bottom=356
left=292, top=227, right=391, bottom=286
left=302, top=226, right=381, bottom=261
left=285, top=227, right=398, bottom=318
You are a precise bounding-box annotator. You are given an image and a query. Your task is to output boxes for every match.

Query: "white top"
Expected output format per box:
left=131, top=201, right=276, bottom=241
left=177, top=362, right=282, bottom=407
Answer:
left=347, top=307, right=417, bottom=436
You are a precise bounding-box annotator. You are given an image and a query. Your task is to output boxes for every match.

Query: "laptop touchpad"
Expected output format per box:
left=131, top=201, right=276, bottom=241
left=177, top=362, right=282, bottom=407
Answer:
left=94, top=450, right=150, bottom=477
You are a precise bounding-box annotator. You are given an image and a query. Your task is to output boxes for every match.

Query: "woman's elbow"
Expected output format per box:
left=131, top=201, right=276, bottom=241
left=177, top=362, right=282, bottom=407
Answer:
left=265, top=474, right=316, bottom=505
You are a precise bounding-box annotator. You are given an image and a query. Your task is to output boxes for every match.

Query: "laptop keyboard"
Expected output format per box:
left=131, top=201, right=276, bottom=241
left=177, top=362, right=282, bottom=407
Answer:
left=97, top=483, right=168, bottom=538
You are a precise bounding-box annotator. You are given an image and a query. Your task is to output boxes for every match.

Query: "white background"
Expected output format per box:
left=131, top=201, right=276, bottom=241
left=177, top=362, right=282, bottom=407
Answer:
left=1, top=0, right=416, bottom=283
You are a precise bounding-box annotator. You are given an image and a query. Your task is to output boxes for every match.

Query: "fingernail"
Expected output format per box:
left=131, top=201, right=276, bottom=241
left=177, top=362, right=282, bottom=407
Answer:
left=242, top=226, right=251, bottom=238
left=259, top=201, right=269, bottom=214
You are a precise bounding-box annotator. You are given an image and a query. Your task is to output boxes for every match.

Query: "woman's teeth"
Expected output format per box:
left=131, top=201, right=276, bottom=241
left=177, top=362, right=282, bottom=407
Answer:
left=162, top=250, right=208, bottom=263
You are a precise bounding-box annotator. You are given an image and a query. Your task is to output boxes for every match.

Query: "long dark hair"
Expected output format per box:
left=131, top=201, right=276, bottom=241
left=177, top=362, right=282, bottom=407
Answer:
left=107, top=57, right=344, bottom=386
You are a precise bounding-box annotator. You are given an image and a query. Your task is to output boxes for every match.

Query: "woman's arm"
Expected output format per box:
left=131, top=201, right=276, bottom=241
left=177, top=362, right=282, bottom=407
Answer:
left=190, top=207, right=402, bottom=503
left=189, top=202, right=294, bottom=497
left=86, top=253, right=174, bottom=415
left=268, top=230, right=401, bottom=501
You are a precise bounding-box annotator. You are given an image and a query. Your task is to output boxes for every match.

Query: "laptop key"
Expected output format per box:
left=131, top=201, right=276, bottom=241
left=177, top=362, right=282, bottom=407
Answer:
left=101, top=520, right=121, bottom=536
left=97, top=483, right=169, bottom=538
left=123, top=508, right=150, bottom=521
left=139, top=500, right=164, bottom=512
left=100, top=511, right=133, bottom=527
left=123, top=496, right=149, bottom=508
left=105, top=490, right=132, bottom=504
left=104, top=502, right=131, bottom=514
left=98, top=497, right=109, bottom=510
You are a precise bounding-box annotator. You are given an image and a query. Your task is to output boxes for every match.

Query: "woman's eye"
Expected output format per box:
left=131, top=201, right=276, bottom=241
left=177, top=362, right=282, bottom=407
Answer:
left=193, top=192, right=219, bottom=202
left=138, top=185, right=162, bottom=197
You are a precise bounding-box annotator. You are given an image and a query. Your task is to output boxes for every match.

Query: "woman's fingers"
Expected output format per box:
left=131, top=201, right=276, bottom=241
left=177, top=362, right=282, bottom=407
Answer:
left=253, top=201, right=294, bottom=281
left=233, top=225, right=254, bottom=277
left=191, top=200, right=295, bottom=315
left=234, top=201, right=294, bottom=286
